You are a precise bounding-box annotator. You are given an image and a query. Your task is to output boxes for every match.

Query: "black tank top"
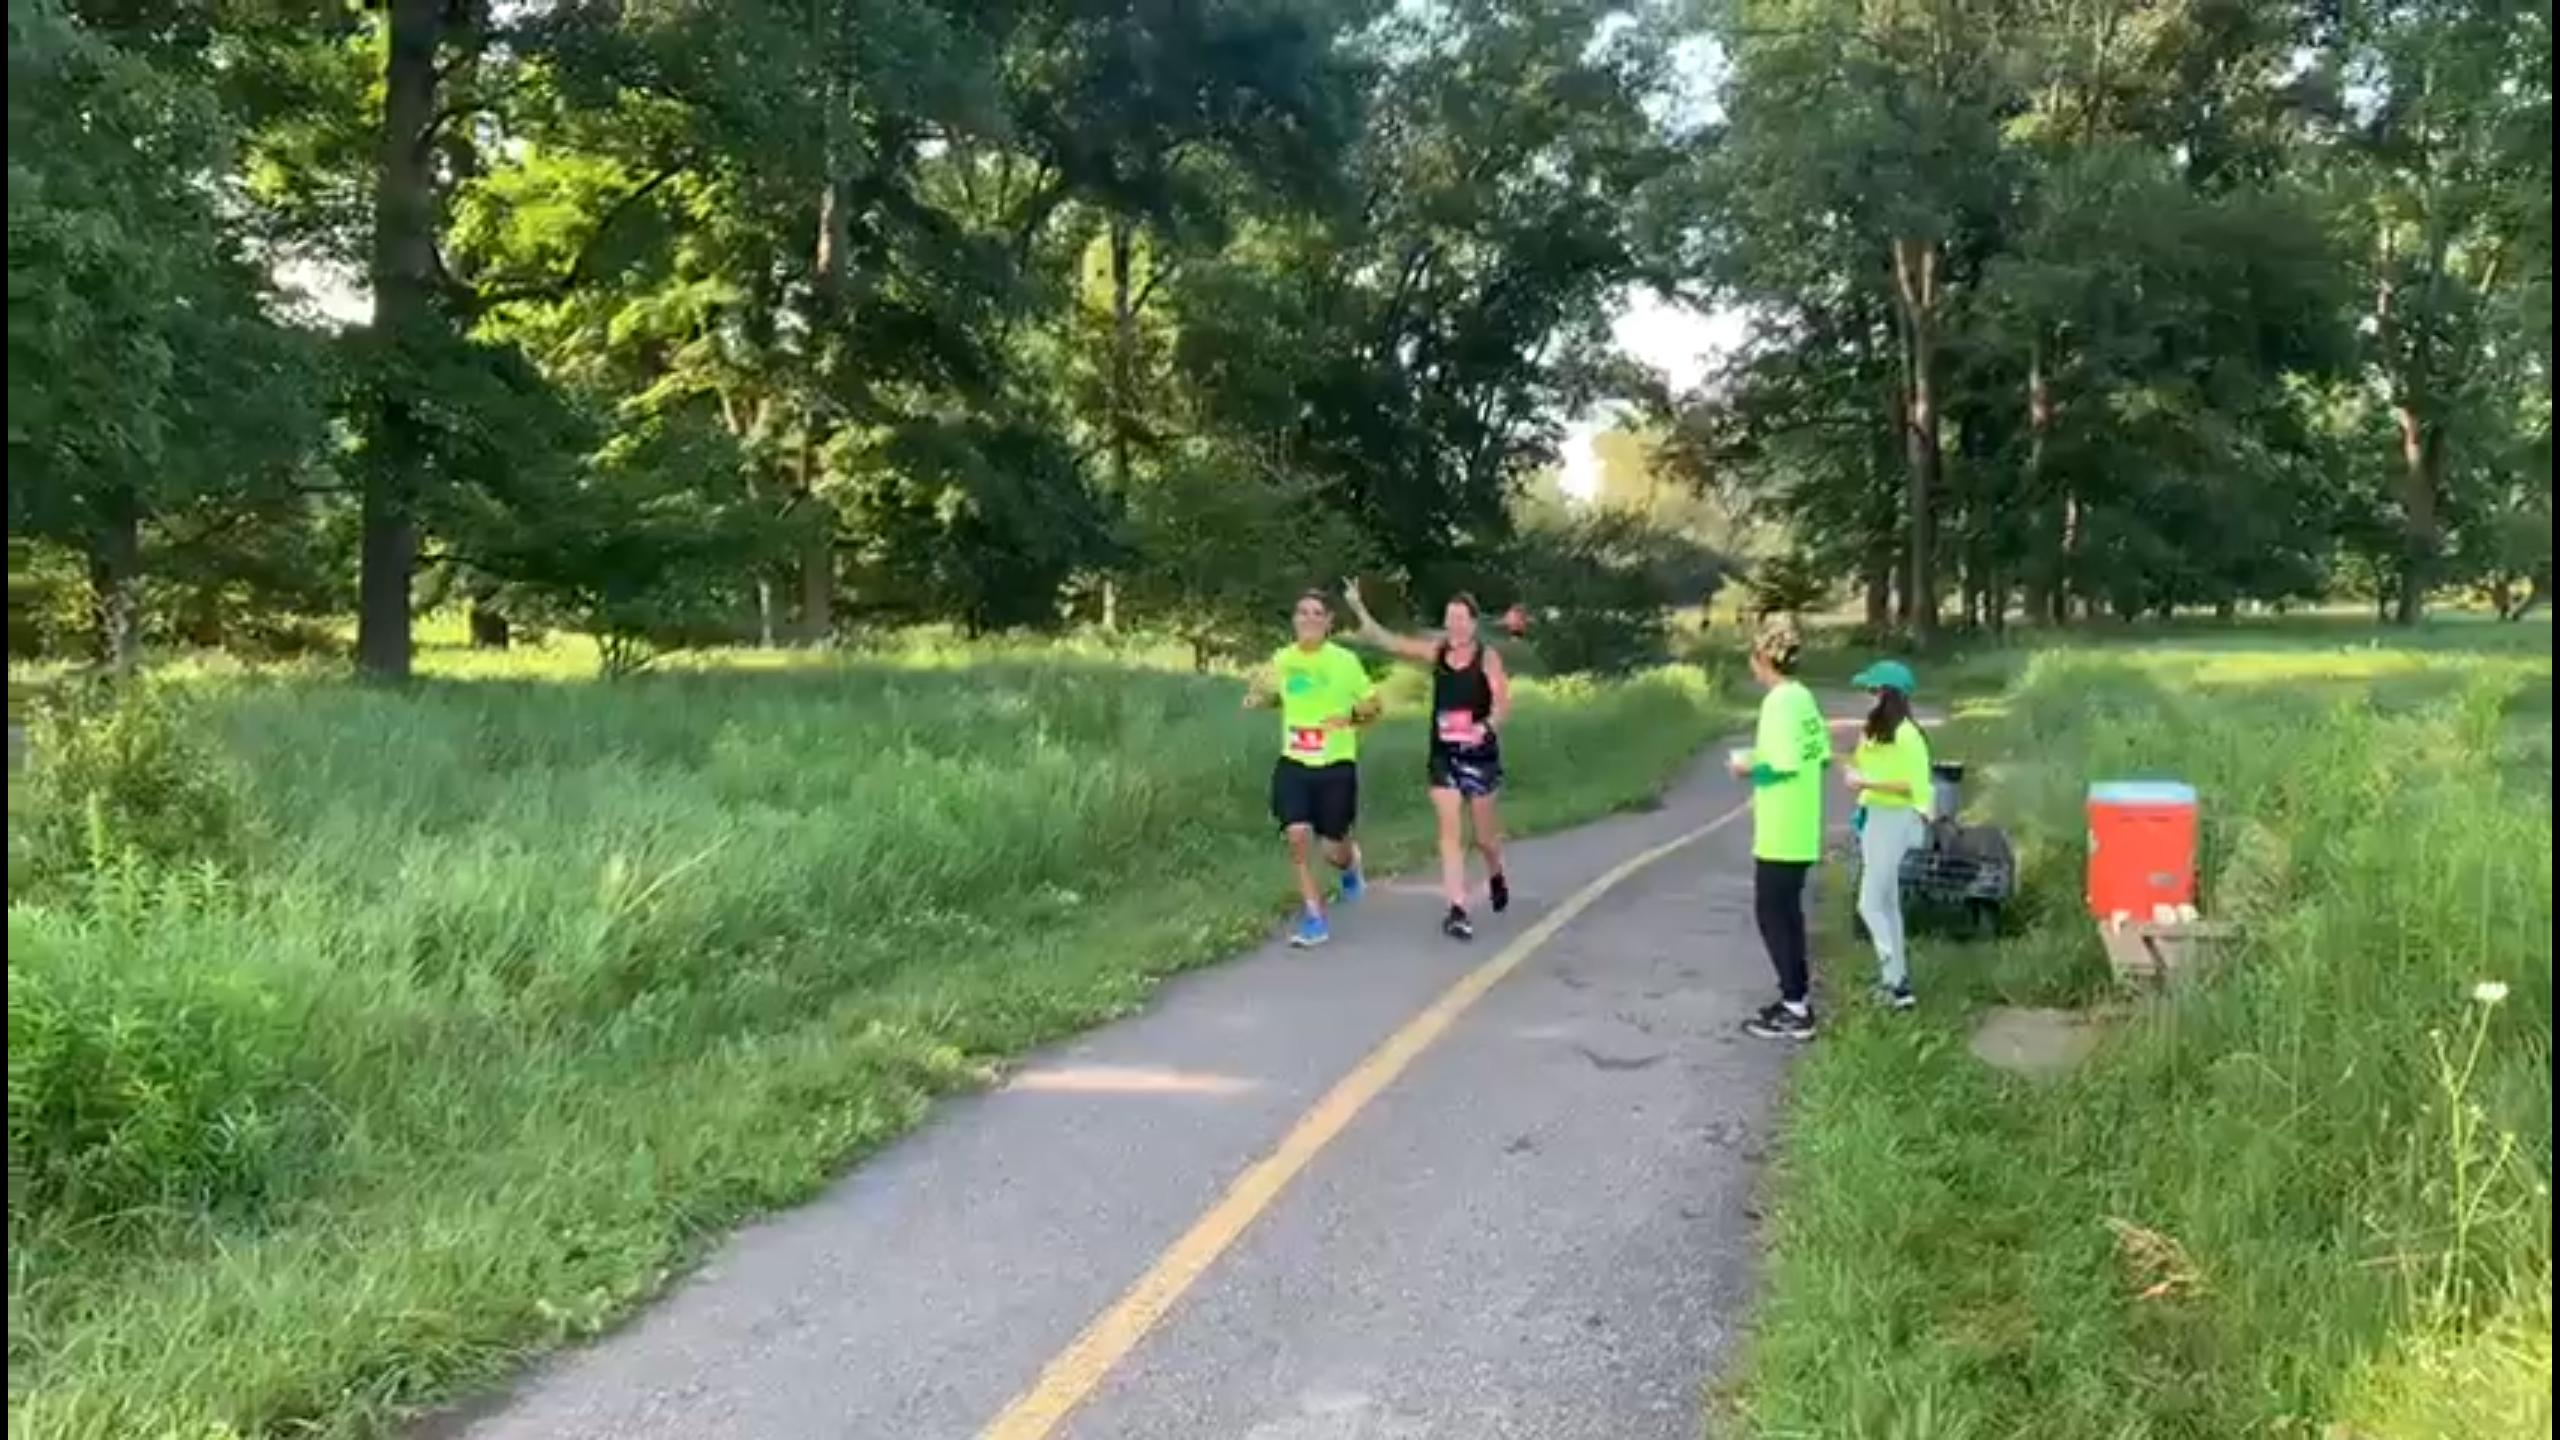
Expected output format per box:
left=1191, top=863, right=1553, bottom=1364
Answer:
left=1431, top=641, right=1495, bottom=749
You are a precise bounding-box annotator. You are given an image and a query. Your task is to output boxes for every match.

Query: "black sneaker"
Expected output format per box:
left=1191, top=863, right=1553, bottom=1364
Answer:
left=1743, top=1001, right=1817, bottom=1040
left=1489, top=871, right=1511, bottom=914
left=1879, top=984, right=1917, bottom=1012
left=1442, top=905, right=1475, bottom=941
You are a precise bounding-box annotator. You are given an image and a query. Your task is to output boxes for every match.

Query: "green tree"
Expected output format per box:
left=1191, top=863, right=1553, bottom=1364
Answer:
left=1661, top=0, right=2023, bottom=639
left=7, top=0, right=327, bottom=668
left=1174, top=0, right=1670, bottom=607
left=1120, top=440, right=1375, bottom=670
left=2331, top=0, right=2550, bottom=620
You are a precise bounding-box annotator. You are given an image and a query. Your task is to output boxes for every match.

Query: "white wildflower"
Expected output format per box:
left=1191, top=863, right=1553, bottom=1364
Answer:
left=2471, top=981, right=2510, bottom=1006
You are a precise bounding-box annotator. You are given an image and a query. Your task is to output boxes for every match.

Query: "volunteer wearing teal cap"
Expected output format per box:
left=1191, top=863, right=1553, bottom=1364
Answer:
left=1847, top=658, right=1930, bottom=1009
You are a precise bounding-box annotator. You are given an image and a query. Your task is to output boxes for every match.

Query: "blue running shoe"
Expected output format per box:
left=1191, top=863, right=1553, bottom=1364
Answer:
left=1337, top=866, right=1365, bottom=903
left=1290, top=911, right=1331, bottom=948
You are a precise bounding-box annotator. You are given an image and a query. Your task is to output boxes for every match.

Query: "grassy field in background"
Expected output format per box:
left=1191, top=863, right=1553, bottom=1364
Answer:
left=5, top=634, right=1734, bottom=1440
left=1733, top=623, right=2553, bottom=1439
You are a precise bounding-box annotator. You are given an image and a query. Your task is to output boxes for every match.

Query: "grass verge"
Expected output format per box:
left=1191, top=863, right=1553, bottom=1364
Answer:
left=7, top=641, right=1735, bottom=1439
left=1731, top=629, right=2552, bottom=1438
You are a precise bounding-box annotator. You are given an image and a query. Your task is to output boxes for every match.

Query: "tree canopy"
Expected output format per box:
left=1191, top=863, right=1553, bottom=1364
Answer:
left=8, top=0, right=2550, bottom=672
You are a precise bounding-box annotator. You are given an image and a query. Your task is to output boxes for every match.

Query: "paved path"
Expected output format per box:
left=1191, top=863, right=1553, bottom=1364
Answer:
left=436, top=730, right=1847, bottom=1440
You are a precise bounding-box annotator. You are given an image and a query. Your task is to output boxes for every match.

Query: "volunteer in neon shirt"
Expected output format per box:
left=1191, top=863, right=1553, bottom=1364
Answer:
left=1846, top=659, right=1930, bottom=1011
left=1730, top=616, right=1831, bottom=1040
left=1244, top=589, right=1380, bottom=948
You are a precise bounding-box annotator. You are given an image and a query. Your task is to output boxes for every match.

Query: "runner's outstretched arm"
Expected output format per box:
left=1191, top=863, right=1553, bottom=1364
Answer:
left=1340, top=579, right=1440, bottom=664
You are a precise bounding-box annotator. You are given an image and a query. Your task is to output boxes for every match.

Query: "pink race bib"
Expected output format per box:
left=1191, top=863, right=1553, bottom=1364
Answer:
left=1289, top=726, right=1328, bottom=756
left=1436, top=710, right=1483, bottom=746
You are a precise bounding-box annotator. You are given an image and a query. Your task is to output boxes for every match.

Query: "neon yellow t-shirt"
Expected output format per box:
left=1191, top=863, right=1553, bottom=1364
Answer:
left=1751, top=679, right=1831, bottom=861
left=1853, top=719, right=1934, bottom=817
left=1272, top=641, right=1375, bottom=767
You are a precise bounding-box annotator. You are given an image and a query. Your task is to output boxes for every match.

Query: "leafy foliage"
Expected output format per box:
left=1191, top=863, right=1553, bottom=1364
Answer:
left=1652, top=0, right=2550, bottom=632
left=8, top=0, right=328, bottom=665
left=10, top=0, right=2549, bottom=679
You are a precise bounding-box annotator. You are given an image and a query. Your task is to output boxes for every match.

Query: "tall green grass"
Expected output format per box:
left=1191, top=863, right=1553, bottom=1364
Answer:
left=1734, top=637, right=2553, bottom=1438
left=6, top=643, right=1731, bottom=1439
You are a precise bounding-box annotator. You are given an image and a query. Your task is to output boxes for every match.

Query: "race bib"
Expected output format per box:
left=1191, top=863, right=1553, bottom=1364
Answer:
left=1436, top=710, right=1483, bottom=746
left=1289, top=726, right=1328, bottom=756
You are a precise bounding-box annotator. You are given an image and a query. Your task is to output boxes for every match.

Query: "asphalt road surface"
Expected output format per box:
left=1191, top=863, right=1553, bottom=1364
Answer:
left=435, top=738, right=1832, bottom=1440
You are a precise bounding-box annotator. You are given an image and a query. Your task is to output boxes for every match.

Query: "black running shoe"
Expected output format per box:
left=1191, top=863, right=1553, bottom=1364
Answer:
left=1489, top=871, right=1510, bottom=914
left=1743, top=1001, right=1817, bottom=1040
left=1442, top=905, right=1475, bottom=941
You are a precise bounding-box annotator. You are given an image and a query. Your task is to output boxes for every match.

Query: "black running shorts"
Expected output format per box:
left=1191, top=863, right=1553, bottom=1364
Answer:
left=1271, top=759, right=1359, bottom=841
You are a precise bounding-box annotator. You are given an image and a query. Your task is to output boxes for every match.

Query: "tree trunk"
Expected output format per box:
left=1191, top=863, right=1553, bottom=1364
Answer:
left=2391, top=401, right=2441, bottom=626
left=2056, top=486, right=2083, bottom=626
left=2024, top=339, right=2061, bottom=624
left=721, top=391, right=779, bottom=649
left=358, top=0, right=446, bottom=683
left=1862, top=544, right=1892, bottom=633
left=799, top=534, right=832, bottom=644
left=1103, top=218, right=1142, bottom=635
left=87, top=496, right=142, bottom=673
left=1883, top=378, right=1912, bottom=628
left=795, top=144, right=853, bottom=647
left=1108, top=218, right=1139, bottom=496
left=1857, top=300, right=1901, bottom=637
left=468, top=604, right=511, bottom=649
left=795, top=423, right=832, bottom=644
left=755, top=574, right=781, bottom=649
left=1890, top=236, right=1944, bottom=642
left=815, top=178, right=849, bottom=313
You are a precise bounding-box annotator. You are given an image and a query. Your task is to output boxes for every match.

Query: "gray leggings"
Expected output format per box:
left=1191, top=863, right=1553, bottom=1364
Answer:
left=1857, top=807, right=1927, bottom=989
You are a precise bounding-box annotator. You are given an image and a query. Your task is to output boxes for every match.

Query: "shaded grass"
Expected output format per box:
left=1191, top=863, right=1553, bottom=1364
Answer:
left=7, top=643, right=1736, bottom=1439
left=1734, top=631, right=2553, bottom=1439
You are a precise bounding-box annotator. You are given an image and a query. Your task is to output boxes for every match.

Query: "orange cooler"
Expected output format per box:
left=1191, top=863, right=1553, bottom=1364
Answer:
left=2087, top=782, right=2198, bottom=919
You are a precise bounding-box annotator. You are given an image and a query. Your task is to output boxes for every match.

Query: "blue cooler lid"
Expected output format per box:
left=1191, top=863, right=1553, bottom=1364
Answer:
left=2088, top=781, right=2197, bottom=805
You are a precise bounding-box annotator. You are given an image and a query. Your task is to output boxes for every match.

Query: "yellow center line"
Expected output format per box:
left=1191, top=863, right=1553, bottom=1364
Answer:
left=976, top=796, right=1754, bottom=1440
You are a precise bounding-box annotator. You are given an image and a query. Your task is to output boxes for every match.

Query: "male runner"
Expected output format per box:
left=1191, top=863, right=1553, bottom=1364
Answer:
left=1244, top=589, right=1380, bottom=947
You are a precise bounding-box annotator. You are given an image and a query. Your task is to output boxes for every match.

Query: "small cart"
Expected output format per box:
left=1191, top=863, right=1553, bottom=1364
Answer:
left=1856, top=762, right=2018, bottom=939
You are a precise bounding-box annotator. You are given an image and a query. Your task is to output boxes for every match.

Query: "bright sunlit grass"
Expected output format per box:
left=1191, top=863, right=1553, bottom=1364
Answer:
left=5, top=639, right=1735, bottom=1439
left=1734, top=629, right=2553, bottom=1438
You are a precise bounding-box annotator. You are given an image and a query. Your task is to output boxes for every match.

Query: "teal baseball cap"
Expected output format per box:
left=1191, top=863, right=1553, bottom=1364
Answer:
left=1851, top=658, right=1917, bottom=694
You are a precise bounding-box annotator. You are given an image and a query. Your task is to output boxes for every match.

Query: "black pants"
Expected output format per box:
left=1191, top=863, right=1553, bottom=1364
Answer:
left=1754, top=859, right=1814, bottom=1004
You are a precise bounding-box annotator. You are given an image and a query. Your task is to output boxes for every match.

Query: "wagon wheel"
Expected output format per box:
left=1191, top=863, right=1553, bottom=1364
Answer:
left=1967, top=898, right=2001, bottom=939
